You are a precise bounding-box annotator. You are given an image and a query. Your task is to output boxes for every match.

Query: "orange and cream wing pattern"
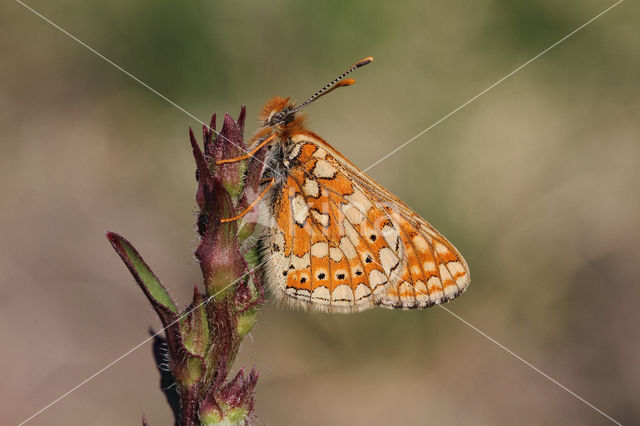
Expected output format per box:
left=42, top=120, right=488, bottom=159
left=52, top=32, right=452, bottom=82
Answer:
left=263, top=141, right=405, bottom=312
left=346, top=166, right=470, bottom=308
left=263, top=134, right=470, bottom=312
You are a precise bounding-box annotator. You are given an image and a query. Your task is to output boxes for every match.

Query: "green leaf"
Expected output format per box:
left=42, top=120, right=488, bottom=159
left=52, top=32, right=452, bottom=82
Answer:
left=107, top=231, right=178, bottom=313
left=180, top=287, right=210, bottom=356
left=181, top=356, right=205, bottom=386
left=236, top=309, right=258, bottom=338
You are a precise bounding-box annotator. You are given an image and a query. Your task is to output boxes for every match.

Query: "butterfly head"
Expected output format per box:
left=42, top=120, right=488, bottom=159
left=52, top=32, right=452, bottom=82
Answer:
left=259, top=57, right=374, bottom=131
left=260, top=96, right=298, bottom=128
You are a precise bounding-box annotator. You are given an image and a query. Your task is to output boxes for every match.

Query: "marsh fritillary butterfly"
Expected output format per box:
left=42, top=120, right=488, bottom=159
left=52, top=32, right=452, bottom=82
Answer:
left=220, top=57, right=470, bottom=312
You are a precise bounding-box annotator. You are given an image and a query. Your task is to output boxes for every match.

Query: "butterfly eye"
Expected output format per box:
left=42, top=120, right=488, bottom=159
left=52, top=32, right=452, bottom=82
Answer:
left=269, top=111, right=287, bottom=125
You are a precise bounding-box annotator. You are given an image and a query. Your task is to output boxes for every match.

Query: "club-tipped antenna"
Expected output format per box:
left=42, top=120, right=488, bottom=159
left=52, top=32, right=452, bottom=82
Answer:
left=291, top=56, right=373, bottom=114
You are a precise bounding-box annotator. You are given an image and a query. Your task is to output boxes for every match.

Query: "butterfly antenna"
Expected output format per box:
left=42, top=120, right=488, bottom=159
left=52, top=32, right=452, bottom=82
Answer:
left=291, top=56, right=373, bottom=114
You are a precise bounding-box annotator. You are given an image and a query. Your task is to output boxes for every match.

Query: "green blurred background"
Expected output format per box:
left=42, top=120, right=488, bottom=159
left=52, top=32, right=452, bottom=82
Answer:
left=2, top=0, right=638, bottom=424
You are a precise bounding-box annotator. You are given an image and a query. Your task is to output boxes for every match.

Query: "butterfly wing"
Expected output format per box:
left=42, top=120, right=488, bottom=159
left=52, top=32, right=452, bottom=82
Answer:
left=262, top=134, right=469, bottom=312
left=346, top=165, right=470, bottom=308
left=263, top=141, right=406, bottom=312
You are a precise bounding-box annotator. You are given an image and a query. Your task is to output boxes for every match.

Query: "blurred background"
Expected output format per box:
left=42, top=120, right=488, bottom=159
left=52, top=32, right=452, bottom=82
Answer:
left=2, top=0, right=638, bottom=424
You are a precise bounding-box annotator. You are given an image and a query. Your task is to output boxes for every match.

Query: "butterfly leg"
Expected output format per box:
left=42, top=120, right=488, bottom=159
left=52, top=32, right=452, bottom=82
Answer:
left=215, top=134, right=276, bottom=165
left=220, top=178, right=275, bottom=223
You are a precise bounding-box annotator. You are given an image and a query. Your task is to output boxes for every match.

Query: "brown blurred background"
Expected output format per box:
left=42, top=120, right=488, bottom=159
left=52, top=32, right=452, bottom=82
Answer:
left=2, top=0, right=639, bottom=424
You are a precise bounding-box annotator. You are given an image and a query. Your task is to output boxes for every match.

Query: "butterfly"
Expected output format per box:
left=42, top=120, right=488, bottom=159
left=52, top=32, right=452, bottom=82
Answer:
left=219, top=57, right=470, bottom=312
